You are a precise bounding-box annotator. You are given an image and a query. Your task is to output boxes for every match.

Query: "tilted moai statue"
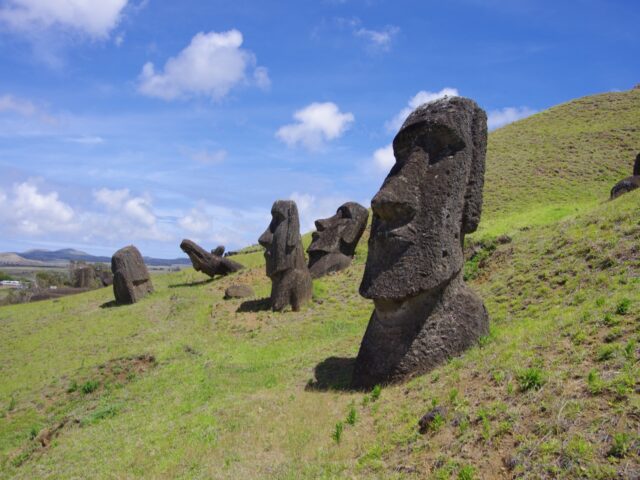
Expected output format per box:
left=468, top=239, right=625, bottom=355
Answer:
left=307, top=202, right=369, bottom=279
left=111, top=245, right=154, bottom=304
left=352, top=96, right=490, bottom=388
left=258, top=200, right=312, bottom=312
left=610, top=152, right=640, bottom=199
left=180, top=239, right=244, bottom=277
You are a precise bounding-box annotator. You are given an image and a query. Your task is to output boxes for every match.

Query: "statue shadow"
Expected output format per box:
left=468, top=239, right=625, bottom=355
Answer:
left=236, top=298, right=271, bottom=313
left=99, top=300, right=119, bottom=309
left=305, top=356, right=359, bottom=392
left=169, top=278, right=215, bottom=288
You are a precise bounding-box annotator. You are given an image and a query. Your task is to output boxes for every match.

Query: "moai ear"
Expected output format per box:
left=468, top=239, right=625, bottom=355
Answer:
left=461, top=105, right=488, bottom=235
left=286, top=202, right=300, bottom=248
left=634, top=152, right=640, bottom=176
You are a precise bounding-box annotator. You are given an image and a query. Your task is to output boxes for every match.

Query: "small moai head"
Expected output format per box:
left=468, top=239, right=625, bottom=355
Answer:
left=308, top=202, right=368, bottom=259
left=360, top=96, right=488, bottom=300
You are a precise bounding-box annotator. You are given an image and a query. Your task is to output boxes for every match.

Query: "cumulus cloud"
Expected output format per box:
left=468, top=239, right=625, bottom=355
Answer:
left=276, top=102, right=354, bottom=150
left=93, top=187, right=156, bottom=228
left=0, top=181, right=75, bottom=235
left=0, top=0, right=128, bottom=38
left=386, top=88, right=459, bottom=132
left=138, top=30, right=269, bottom=101
left=289, top=191, right=348, bottom=233
left=354, top=25, right=399, bottom=51
left=178, top=208, right=212, bottom=235
left=0, top=94, right=57, bottom=124
left=372, top=144, right=395, bottom=172
left=487, top=106, right=536, bottom=130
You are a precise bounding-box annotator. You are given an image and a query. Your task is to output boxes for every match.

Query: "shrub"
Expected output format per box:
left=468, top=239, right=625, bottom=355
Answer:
left=615, top=298, right=631, bottom=315
left=517, top=367, right=545, bottom=392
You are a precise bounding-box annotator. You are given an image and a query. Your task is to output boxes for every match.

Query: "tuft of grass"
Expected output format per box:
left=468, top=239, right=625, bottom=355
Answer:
left=81, top=379, right=100, bottom=394
left=586, top=369, right=604, bottom=394
left=516, top=367, right=545, bottom=392
left=596, top=345, right=616, bottom=362
left=458, top=465, right=476, bottom=480
left=608, top=432, right=633, bottom=458
left=346, top=405, right=357, bottom=426
left=370, top=384, right=382, bottom=401
left=332, top=421, right=344, bottom=444
left=615, top=298, right=631, bottom=315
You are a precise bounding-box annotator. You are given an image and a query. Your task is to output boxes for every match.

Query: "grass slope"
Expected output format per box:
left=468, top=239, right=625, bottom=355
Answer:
left=0, top=89, right=639, bottom=479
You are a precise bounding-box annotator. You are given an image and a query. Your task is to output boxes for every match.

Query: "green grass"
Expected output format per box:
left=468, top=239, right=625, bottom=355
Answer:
left=0, top=88, right=639, bottom=478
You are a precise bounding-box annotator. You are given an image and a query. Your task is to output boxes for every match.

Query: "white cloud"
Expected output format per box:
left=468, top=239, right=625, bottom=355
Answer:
left=386, top=88, right=459, bottom=132
left=276, top=102, right=354, bottom=150
left=138, top=30, right=269, bottom=101
left=0, top=94, right=57, bottom=124
left=487, top=106, right=536, bottom=130
left=190, top=149, right=227, bottom=165
left=178, top=208, right=212, bottom=235
left=354, top=25, right=399, bottom=51
left=93, top=187, right=156, bottom=228
left=0, top=181, right=75, bottom=235
left=372, top=144, right=395, bottom=172
left=289, top=192, right=348, bottom=233
left=0, top=0, right=128, bottom=38
left=66, top=135, right=104, bottom=145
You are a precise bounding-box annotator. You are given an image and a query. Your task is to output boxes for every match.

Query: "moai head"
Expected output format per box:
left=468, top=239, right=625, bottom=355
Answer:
left=258, top=200, right=304, bottom=277
left=360, top=96, right=487, bottom=301
left=308, top=202, right=368, bottom=260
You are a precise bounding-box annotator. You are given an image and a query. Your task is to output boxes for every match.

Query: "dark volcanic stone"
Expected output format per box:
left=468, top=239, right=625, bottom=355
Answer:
left=180, top=239, right=243, bottom=277
left=211, top=245, right=225, bottom=257
left=352, top=96, right=490, bottom=389
left=224, top=284, right=255, bottom=299
left=258, top=200, right=312, bottom=312
left=418, top=406, right=447, bottom=434
left=72, top=265, right=97, bottom=289
left=307, top=202, right=368, bottom=279
left=111, top=245, right=154, bottom=304
left=610, top=153, right=640, bottom=200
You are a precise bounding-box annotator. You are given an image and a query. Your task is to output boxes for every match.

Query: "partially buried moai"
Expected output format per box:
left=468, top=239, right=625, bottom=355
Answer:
left=352, top=96, right=490, bottom=389
left=111, top=245, right=154, bottom=304
left=307, top=202, right=369, bottom=279
left=258, top=200, right=312, bottom=311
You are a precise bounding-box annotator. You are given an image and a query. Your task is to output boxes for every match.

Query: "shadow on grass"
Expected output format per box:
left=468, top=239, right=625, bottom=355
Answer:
left=99, top=300, right=119, bottom=309
left=169, top=278, right=215, bottom=288
left=305, top=356, right=359, bottom=392
left=236, top=298, right=271, bottom=313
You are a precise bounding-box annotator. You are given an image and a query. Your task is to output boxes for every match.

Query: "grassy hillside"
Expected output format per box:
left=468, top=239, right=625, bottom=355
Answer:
left=477, top=86, right=640, bottom=239
left=0, top=89, right=639, bottom=479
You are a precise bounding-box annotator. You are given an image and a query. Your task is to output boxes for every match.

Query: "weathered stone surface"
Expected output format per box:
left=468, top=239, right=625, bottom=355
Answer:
left=224, top=284, right=255, bottom=299
left=307, top=202, right=368, bottom=279
left=212, top=246, right=225, bottom=257
left=258, top=200, right=312, bottom=311
left=111, top=245, right=154, bottom=304
left=72, top=265, right=97, bottom=289
left=610, top=153, right=640, bottom=199
left=180, top=239, right=243, bottom=277
left=352, top=96, right=489, bottom=389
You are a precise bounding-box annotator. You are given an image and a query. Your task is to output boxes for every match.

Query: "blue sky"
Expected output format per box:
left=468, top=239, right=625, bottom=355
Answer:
left=0, top=0, right=638, bottom=258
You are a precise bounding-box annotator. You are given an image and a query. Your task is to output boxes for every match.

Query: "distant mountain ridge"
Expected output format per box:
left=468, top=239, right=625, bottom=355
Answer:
left=2, top=249, right=191, bottom=267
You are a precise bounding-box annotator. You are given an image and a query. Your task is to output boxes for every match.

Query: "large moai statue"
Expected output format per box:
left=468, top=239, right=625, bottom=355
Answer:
left=258, top=200, right=312, bottom=312
left=180, top=239, right=244, bottom=277
left=111, top=245, right=154, bottom=304
left=610, top=153, right=640, bottom=199
left=307, top=202, right=369, bottom=279
left=352, top=96, right=490, bottom=389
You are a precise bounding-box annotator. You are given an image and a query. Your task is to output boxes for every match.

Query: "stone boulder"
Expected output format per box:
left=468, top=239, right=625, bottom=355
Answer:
left=307, top=202, right=368, bottom=279
left=258, top=200, right=312, bottom=311
left=224, top=284, right=255, bottom=299
left=180, top=239, right=243, bottom=277
left=610, top=153, right=640, bottom=199
left=352, top=96, right=489, bottom=389
left=111, top=245, right=154, bottom=304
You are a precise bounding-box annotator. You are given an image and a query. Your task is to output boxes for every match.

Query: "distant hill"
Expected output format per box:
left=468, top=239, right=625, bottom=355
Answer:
left=5, top=249, right=191, bottom=267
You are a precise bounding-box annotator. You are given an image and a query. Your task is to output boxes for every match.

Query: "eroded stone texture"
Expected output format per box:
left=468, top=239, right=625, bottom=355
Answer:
left=180, top=239, right=243, bottom=277
left=111, top=245, right=154, bottom=304
left=610, top=153, right=640, bottom=199
left=258, top=200, right=312, bottom=311
left=307, top=202, right=368, bottom=279
left=352, top=96, right=489, bottom=388
left=224, top=284, right=255, bottom=299
left=212, top=246, right=225, bottom=257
